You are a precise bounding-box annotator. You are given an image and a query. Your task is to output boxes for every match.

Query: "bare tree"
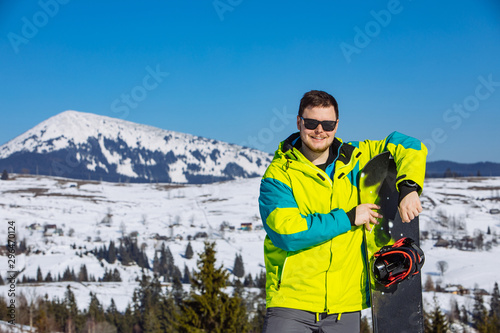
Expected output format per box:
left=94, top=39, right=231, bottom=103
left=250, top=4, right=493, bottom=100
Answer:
left=436, top=261, right=449, bottom=276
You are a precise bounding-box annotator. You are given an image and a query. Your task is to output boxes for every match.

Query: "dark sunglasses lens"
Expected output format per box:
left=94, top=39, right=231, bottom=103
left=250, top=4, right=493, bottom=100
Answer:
left=321, top=121, right=336, bottom=131
left=303, top=119, right=319, bottom=130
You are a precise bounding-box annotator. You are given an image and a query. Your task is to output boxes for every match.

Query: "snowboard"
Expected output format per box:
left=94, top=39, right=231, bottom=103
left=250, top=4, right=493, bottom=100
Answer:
left=359, top=151, right=424, bottom=333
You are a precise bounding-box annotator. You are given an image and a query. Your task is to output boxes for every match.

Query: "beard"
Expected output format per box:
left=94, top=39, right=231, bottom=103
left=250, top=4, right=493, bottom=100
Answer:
left=302, top=135, right=333, bottom=154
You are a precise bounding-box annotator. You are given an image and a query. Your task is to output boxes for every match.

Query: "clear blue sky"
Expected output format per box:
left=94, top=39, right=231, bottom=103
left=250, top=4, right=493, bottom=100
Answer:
left=1, top=1, right=499, bottom=163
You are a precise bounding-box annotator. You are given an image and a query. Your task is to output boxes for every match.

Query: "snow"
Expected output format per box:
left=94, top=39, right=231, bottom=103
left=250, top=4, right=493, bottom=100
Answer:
left=0, top=320, right=35, bottom=333
left=0, top=173, right=499, bottom=323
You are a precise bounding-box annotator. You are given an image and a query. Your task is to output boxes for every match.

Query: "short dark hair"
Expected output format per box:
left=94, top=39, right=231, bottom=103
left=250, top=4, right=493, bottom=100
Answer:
left=298, top=90, right=339, bottom=119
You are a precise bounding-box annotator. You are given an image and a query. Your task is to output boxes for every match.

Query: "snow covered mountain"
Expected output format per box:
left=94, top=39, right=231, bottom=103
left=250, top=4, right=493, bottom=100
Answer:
left=0, top=111, right=272, bottom=183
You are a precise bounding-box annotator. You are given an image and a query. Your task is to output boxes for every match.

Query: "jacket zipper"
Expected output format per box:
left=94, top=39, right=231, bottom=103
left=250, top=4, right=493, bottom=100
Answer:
left=324, top=146, right=361, bottom=313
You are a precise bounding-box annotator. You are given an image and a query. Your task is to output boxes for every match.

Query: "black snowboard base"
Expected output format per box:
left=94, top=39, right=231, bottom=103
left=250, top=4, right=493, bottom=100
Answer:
left=359, top=151, right=424, bottom=333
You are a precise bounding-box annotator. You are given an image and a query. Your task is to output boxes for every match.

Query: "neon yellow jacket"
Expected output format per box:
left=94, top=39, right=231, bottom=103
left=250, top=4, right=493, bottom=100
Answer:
left=259, top=131, right=427, bottom=314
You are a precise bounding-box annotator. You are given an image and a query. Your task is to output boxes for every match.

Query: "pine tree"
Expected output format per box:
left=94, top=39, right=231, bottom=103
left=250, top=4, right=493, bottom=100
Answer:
left=164, top=246, right=175, bottom=280
left=428, top=295, right=449, bottom=332
left=154, top=245, right=178, bottom=281
left=185, top=241, right=194, bottom=259
left=1, top=169, right=8, bottom=180
left=490, top=282, right=500, bottom=331
left=450, top=299, right=460, bottom=324
left=231, top=278, right=249, bottom=331
left=78, top=264, right=89, bottom=282
left=105, top=298, right=119, bottom=329
left=247, top=269, right=267, bottom=332
left=112, top=268, right=121, bottom=282
left=255, top=270, right=266, bottom=289
left=172, top=265, right=182, bottom=282
left=172, top=275, right=184, bottom=306
left=243, top=273, right=254, bottom=287
left=36, top=266, right=43, bottom=282
left=46, top=296, right=67, bottom=332
left=132, top=274, right=164, bottom=331
left=64, top=285, right=84, bottom=332
left=179, top=241, right=248, bottom=333
left=88, top=292, right=105, bottom=324
left=233, top=253, right=245, bottom=278
left=101, top=268, right=110, bottom=282
left=460, top=304, right=468, bottom=325
left=143, top=307, right=162, bottom=333
left=424, top=306, right=432, bottom=332
left=153, top=251, right=160, bottom=274
left=182, top=264, right=191, bottom=284
left=121, top=235, right=149, bottom=269
left=157, top=291, right=179, bottom=332
left=118, top=241, right=132, bottom=266
left=34, top=307, right=50, bottom=333
left=108, top=240, right=117, bottom=263
left=62, top=267, right=75, bottom=281
left=119, top=305, right=136, bottom=333
left=472, top=290, right=488, bottom=330
left=18, top=238, right=27, bottom=253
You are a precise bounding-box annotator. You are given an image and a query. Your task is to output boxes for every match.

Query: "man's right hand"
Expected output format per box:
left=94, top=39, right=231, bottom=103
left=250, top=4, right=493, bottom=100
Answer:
left=354, top=203, right=382, bottom=231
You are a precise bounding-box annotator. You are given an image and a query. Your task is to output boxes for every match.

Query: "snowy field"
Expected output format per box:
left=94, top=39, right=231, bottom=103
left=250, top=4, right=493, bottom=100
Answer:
left=0, top=174, right=499, bottom=320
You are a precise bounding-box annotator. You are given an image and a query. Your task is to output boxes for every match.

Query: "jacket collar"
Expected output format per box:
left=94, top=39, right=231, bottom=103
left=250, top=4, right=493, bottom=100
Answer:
left=278, top=132, right=357, bottom=175
left=280, top=132, right=347, bottom=161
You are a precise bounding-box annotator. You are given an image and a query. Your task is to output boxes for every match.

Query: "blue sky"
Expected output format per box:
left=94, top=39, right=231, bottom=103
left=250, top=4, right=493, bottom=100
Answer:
left=1, top=0, right=499, bottom=163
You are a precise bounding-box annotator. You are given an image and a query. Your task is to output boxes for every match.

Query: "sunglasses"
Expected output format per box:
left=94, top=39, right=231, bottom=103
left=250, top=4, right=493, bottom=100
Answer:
left=300, top=117, right=337, bottom=132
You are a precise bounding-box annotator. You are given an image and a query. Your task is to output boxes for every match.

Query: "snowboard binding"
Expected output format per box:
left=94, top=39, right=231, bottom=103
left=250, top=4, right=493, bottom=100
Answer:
left=372, top=237, right=425, bottom=288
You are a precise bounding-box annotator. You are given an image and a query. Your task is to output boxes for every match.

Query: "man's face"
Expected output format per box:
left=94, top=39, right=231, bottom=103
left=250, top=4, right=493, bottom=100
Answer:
left=296, top=105, right=338, bottom=155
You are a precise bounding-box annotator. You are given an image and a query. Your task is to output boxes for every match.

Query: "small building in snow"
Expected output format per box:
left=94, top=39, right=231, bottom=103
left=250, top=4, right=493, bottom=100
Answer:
left=240, top=223, right=253, bottom=231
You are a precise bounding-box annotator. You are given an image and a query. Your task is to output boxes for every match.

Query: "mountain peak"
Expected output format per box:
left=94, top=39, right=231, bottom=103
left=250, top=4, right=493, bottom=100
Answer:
left=0, top=111, right=271, bottom=183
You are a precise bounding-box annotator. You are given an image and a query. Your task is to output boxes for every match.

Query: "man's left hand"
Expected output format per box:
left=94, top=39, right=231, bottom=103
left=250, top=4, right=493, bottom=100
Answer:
left=398, top=191, right=422, bottom=223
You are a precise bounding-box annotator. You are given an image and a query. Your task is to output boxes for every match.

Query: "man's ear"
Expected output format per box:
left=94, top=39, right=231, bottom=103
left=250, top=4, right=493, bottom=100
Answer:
left=296, top=116, right=301, bottom=131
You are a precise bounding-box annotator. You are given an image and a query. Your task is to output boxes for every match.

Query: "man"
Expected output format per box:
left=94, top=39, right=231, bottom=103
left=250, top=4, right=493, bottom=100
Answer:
left=259, top=90, right=427, bottom=332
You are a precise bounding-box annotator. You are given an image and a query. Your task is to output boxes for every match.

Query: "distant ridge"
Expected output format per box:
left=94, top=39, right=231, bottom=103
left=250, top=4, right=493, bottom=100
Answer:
left=426, top=160, right=500, bottom=178
left=0, top=111, right=272, bottom=184
left=1, top=111, right=497, bottom=182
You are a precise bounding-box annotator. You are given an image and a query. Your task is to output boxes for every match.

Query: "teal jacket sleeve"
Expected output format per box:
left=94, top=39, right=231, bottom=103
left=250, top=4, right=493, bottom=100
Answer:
left=259, top=177, right=351, bottom=252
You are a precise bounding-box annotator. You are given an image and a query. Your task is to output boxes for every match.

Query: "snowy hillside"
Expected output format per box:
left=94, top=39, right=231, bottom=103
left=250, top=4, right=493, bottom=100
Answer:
left=0, top=173, right=266, bottom=313
left=0, top=173, right=499, bottom=323
left=0, top=111, right=272, bottom=184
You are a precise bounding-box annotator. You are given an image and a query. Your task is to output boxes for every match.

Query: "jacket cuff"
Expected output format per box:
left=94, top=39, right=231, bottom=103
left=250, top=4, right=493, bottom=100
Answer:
left=346, top=208, right=356, bottom=226
left=398, top=184, right=418, bottom=205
